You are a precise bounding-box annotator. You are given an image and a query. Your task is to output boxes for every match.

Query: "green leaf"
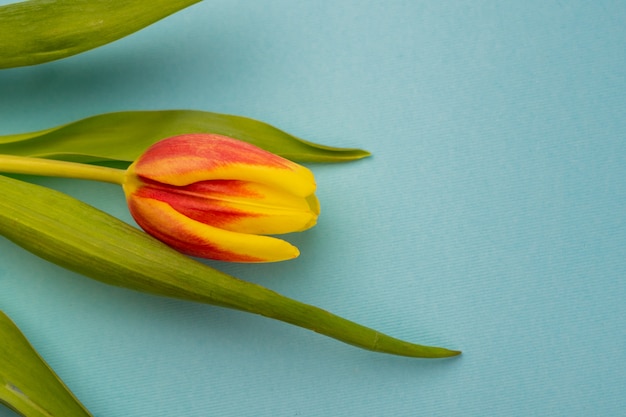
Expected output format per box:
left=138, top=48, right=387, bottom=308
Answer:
left=0, top=0, right=200, bottom=69
left=0, top=110, right=371, bottom=164
left=0, top=311, right=93, bottom=417
left=0, top=174, right=459, bottom=359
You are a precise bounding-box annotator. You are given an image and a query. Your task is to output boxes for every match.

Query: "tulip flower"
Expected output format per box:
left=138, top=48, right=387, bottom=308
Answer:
left=122, top=134, right=320, bottom=262
left=0, top=123, right=460, bottom=359
left=0, top=133, right=320, bottom=263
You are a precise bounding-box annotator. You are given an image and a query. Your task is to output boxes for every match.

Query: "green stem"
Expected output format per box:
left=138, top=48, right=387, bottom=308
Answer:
left=0, top=154, right=126, bottom=185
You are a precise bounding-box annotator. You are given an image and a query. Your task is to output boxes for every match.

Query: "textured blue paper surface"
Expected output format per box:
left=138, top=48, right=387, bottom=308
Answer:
left=1, top=1, right=625, bottom=416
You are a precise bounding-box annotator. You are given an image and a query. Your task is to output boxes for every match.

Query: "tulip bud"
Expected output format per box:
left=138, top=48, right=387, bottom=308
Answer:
left=122, top=134, right=320, bottom=262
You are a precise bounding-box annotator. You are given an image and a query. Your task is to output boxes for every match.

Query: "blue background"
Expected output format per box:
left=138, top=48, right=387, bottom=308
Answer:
left=1, top=1, right=625, bottom=416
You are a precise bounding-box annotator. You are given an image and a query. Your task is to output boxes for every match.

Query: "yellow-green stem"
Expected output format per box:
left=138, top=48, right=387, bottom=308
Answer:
left=0, top=154, right=126, bottom=185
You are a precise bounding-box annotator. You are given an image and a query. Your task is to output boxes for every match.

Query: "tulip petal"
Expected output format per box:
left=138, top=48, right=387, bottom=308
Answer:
left=132, top=179, right=319, bottom=235
left=130, top=134, right=316, bottom=197
left=128, top=195, right=301, bottom=262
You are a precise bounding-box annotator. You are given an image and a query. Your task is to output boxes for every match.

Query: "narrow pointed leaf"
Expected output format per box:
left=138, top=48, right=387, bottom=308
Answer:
left=0, top=111, right=370, bottom=164
left=0, top=0, right=200, bottom=69
left=0, top=311, right=92, bottom=417
left=0, top=175, right=459, bottom=359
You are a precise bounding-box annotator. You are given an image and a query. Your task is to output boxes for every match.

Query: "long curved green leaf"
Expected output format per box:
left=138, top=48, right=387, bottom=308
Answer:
left=0, top=174, right=459, bottom=359
left=0, top=311, right=92, bottom=417
left=0, top=110, right=370, bottom=164
left=0, top=0, right=201, bottom=69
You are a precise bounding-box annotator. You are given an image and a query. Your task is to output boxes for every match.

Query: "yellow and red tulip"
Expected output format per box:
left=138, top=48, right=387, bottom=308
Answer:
left=122, top=134, right=320, bottom=262
left=0, top=118, right=460, bottom=360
